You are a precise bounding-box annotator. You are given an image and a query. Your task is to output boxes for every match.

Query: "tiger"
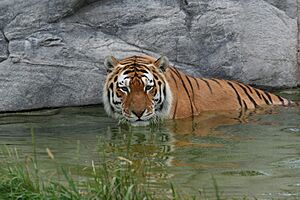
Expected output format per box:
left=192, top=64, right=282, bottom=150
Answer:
left=102, top=55, right=292, bottom=126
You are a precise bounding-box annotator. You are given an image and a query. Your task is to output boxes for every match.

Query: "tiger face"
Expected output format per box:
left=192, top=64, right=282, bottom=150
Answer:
left=103, top=55, right=172, bottom=126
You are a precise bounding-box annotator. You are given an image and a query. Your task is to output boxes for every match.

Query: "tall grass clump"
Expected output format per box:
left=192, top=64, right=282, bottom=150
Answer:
left=0, top=129, right=169, bottom=200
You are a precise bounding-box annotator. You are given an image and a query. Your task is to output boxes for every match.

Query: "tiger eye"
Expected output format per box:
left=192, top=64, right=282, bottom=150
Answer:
left=145, top=85, right=153, bottom=91
left=119, top=86, right=129, bottom=93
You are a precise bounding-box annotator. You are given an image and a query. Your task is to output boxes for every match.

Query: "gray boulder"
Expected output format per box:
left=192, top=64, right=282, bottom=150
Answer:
left=0, top=0, right=299, bottom=112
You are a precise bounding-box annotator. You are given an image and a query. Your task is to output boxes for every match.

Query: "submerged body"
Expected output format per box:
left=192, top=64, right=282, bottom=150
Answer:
left=164, top=67, right=290, bottom=119
left=103, top=55, right=290, bottom=125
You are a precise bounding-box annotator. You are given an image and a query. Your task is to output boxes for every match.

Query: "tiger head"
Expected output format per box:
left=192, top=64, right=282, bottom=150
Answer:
left=103, top=55, right=172, bottom=126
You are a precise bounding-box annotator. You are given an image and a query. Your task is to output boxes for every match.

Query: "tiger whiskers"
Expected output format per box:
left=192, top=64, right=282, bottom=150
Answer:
left=117, top=116, right=130, bottom=126
left=149, top=115, right=162, bottom=126
left=115, top=113, right=162, bottom=127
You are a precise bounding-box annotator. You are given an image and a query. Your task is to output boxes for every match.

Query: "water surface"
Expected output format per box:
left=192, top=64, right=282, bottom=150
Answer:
left=0, top=89, right=299, bottom=199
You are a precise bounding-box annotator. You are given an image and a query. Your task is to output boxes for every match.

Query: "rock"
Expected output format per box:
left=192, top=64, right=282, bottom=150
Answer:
left=0, top=31, right=8, bottom=62
left=0, top=0, right=299, bottom=112
left=0, top=60, right=102, bottom=111
left=264, top=0, right=297, bottom=18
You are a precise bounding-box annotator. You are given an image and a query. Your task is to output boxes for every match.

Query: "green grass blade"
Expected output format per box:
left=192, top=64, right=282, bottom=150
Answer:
left=61, top=167, right=80, bottom=198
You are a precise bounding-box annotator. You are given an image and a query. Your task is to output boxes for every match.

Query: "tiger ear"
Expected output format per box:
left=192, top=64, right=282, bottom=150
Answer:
left=154, top=56, right=169, bottom=72
left=104, top=56, right=119, bottom=72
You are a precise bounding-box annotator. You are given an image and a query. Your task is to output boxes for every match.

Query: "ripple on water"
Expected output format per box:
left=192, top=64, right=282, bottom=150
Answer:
left=262, top=192, right=300, bottom=199
left=221, top=170, right=268, bottom=176
left=288, top=183, right=300, bottom=187
left=281, top=127, right=300, bottom=134
left=274, top=158, right=300, bottom=169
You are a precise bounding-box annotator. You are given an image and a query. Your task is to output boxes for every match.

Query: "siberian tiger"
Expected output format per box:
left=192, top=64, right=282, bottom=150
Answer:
left=103, top=55, right=291, bottom=126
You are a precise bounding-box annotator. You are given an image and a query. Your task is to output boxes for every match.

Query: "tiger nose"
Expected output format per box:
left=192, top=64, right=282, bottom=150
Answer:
left=132, top=109, right=146, bottom=118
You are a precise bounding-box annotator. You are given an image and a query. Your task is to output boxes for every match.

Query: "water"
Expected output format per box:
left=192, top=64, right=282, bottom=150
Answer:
left=0, top=89, right=299, bottom=199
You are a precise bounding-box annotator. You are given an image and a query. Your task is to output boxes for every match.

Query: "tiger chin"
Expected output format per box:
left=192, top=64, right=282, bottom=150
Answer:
left=102, top=55, right=291, bottom=126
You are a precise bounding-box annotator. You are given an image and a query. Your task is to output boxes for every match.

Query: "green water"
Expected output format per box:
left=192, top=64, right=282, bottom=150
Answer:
left=0, top=89, right=299, bottom=199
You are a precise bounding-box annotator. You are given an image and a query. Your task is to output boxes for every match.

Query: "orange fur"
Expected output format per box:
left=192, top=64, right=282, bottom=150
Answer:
left=165, top=67, right=290, bottom=119
left=103, top=55, right=291, bottom=123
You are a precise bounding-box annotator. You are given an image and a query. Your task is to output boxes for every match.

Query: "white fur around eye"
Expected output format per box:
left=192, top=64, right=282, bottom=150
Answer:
left=118, top=73, right=130, bottom=87
left=118, top=74, right=127, bottom=83
left=142, top=73, right=155, bottom=87
left=145, top=73, right=153, bottom=82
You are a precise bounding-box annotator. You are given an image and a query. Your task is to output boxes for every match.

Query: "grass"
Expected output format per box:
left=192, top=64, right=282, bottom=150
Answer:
left=0, top=128, right=235, bottom=200
left=0, top=145, right=162, bottom=200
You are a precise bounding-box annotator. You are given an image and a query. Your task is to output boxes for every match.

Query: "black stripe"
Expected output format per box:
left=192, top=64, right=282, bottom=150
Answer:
left=140, top=75, right=149, bottom=79
left=122, top=63, right=137, bottom=67
left=171, top=67, right=195, bottom=116
left=113, top=76, right=118, bottom=82
left=122, top=65, right=131, bottom=70
left=261, top=93, right=271, bottom=105
left=265, top=92, right=273, bottom=104
left=242, top=100, right=248, bottom=109
left=276, top=95, right=285, bottom=106
left=136, top=69, right=149, bottom=74
left=159, top=85, right=167, bottom=111
left=201, top=78, right=213, bottom=94
left=169, top=70, right=179, bottom=119
left=211, top=79, right=223, bottom=87
left=113, top=101, right=121, bottom=105
left=153, top=74, right=159, bottom=80
left=156, top=82, right=165, bottom=111
left=108, top=89, right=115, bottom=112
left=156, top=82, right=163, bottom=105
left=123, top=70, right=135, bottom=75
left=119, top=61, right=136, bottom=65
left=185, top=75, right=196, bottom=102
left=253, top=88, right=263, bottom=100
left=124, top=63, right=150, bottom=68
left=135, top=63, right=151, bottom=68
left=192, top=77, right=200, bottom=90
left=243, top=84, right=254, bottom=94
left=236, top=83, right=258, bottom=108
left=116, top=91, right=121, bottom=98
left=111, top=92, right=118, bottom=105
left=227, top=81, right=243, bottom=109
left=186, top=75, right=199, bottom=114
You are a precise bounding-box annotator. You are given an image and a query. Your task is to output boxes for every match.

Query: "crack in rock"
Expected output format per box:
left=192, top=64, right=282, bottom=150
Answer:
left=178, top=0, right=194, bottom=31
left=0, top=29, right=9, bottom=62
left=47, top=0, right=101, bottom=23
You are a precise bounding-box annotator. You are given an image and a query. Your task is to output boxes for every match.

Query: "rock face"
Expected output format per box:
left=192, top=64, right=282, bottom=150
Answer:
left=0, top=0, right=299, bottom=112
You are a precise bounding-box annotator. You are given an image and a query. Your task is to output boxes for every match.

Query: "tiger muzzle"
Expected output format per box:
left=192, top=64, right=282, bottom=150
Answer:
left=123, top=77, right=154, bottom=122
left=129, top=92, right=148, bottom=119
left=132, top=109, right=146, bottom=119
